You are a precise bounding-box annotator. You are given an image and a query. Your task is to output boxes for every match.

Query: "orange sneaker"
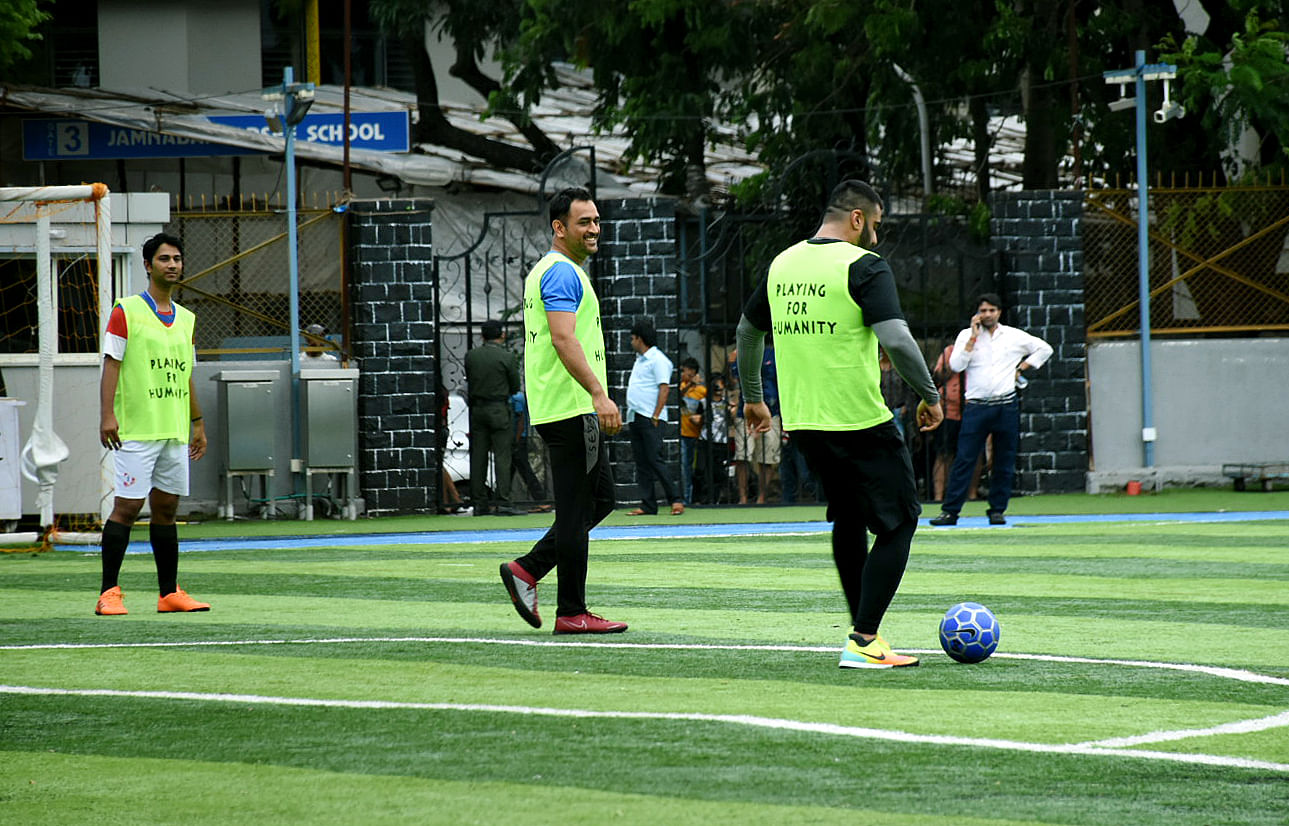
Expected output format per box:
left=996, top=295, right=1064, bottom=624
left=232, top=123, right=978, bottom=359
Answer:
left=95, top=585, right=128, bottom=616
left=157, top=587, right=211, bottom=613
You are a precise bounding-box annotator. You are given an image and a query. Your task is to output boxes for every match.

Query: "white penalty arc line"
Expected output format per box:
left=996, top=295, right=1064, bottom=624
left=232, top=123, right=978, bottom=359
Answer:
left=1078, top=709, right=1289, bottom=748
left=3, top=684, right=1287, bottom=775
left=5, top=635, right=1289, bottom=687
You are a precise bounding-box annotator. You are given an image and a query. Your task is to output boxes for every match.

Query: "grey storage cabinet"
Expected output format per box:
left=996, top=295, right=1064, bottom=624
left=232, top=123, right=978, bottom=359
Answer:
left=299, top=367, right=359, bottom=519
left=213, top=370, right=277, bottom=520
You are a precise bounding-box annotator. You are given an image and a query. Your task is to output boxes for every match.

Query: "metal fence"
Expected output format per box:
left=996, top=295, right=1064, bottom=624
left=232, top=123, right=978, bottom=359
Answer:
left=166, top=207, right=349, bottom=359
left=1084, top=184, right=1289, bottom=338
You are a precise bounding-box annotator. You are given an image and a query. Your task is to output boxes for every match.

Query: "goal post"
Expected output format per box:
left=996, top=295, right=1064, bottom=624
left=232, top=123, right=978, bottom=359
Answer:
left=0, top=183, right=113, bottom=547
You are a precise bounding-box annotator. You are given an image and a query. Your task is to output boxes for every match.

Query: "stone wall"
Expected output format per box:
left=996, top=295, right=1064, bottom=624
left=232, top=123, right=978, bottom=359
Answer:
left=596, top=197, right=681, bottom=507
left=989, top=190, right=1088, bottom=494
left=347, top=198, right=439, bottom=516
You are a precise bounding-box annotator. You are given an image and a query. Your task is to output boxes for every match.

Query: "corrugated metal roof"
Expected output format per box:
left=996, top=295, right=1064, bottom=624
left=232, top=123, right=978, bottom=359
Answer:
left=1, top=65, right=764, bottom=197
left=3, top=64, right=1030, bottom=199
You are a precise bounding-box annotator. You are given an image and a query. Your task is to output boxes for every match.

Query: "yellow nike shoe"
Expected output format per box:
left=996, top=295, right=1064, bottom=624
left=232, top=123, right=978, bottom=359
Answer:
left=839, top=631, right=919, bottom=669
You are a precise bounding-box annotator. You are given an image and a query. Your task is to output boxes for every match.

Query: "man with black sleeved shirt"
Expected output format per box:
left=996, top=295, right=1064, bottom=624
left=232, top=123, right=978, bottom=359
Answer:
left=738, top=179, right=942, bottom=669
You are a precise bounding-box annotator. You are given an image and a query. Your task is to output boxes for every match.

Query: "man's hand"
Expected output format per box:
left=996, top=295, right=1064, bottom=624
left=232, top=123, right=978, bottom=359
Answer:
left=189, top=421, right=207, bottom=461
left=593, top=392, right=622, bottom=436
left=916, top=400, right=944, bottom=432
left=100, top=414, right=122, bottom=451
left=744, top=400, right=772, bottom=433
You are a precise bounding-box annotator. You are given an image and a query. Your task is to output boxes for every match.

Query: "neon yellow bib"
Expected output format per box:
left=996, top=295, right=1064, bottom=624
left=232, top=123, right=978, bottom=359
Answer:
left=114, top=294, right=196, bottom=442
left=522, top=252, right=607, bottom=425
left=766, top=240, right=891, bottom=431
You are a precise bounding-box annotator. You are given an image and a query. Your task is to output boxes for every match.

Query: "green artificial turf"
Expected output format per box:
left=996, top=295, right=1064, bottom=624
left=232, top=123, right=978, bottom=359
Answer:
left=2, top=502, right=1287, bottom=824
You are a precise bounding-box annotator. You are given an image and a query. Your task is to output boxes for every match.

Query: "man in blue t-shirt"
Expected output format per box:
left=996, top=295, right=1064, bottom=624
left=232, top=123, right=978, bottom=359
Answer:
left=624, top=319, right=683, bottom=515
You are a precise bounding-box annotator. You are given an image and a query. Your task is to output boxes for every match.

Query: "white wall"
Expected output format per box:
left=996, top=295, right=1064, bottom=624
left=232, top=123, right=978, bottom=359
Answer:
left=98, top=0, right=262, bottom=94
left=1086, top=338, right=1289, bottom=490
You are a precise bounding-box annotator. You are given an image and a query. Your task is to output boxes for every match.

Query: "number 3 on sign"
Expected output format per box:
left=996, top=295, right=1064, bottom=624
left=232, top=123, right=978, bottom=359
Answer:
left=58, top=122, right=89, bottom=156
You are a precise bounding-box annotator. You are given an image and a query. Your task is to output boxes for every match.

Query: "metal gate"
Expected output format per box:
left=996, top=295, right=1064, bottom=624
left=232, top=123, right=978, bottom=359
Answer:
left=168, top=207, right=348, bottom=359
left=432, top=150, right=598, bottom=509
left=1084, top=184, right=1289, bottom=338
left=675, top=164, right=995, bottom=504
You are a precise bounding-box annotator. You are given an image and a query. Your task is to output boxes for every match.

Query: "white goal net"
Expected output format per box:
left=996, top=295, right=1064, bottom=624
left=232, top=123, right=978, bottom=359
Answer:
left=0, top=184, right=112, bottom=548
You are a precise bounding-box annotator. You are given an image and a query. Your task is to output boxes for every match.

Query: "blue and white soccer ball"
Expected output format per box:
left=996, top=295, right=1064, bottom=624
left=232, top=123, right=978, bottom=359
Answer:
left=938, top=602, right=1000, bottom=663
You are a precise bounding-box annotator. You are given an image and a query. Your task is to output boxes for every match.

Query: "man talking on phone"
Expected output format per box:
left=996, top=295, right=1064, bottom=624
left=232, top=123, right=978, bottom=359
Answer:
left=929, top=293, right=1051, bottom=527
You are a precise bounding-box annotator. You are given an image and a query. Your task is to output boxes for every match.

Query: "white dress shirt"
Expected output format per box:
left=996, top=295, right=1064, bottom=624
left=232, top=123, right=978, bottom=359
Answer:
left=948, top=324, right=1052, bottom=400
left=625, top=346, right=674, bottom=422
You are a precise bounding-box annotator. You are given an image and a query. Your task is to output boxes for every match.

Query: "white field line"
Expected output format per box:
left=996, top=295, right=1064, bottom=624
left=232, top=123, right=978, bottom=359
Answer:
left=6, top=635, right=1287, bottom=767
left=1077, top=709, right=1289, bottom=748
left=4, top=635, right=1289, bottom=687
left=3, top=683, right=1287, bottom=775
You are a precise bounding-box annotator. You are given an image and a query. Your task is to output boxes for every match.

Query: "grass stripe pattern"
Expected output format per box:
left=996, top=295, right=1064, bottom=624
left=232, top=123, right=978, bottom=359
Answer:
left=2, top=497, right=1287, bottom=825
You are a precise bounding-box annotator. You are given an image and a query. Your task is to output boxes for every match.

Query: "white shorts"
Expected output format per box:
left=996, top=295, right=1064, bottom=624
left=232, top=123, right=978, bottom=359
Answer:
left=113, top=440, right=190, bottom=499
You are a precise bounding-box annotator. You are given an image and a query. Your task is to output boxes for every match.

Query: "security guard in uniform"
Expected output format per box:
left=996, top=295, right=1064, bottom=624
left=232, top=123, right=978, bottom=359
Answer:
left=464, top=319, right=520, bottom=515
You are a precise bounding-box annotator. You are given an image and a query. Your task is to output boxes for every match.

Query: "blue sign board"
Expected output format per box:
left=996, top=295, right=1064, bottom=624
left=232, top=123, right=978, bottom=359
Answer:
left=23, top=110, right=410, bottom=161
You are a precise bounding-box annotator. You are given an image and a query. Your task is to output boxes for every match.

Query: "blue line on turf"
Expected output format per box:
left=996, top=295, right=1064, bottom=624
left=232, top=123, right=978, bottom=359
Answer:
left=97, top=510, right=1289, bottom=553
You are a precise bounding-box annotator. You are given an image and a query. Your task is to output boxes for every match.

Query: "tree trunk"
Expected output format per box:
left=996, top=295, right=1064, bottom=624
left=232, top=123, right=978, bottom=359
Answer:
left=970, top=95, right=992, bottom=202
left=1021, top=74, right=1064, bottom=189
left=404, top=34, right=545, bottom=174
left=449, top=47, right=562, bottom=164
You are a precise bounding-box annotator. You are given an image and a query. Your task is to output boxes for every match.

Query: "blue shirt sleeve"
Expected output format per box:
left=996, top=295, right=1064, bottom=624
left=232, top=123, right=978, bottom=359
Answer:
left=761, top=347, right=779, bottom=414
left=540, top=262, right=583, bottom=313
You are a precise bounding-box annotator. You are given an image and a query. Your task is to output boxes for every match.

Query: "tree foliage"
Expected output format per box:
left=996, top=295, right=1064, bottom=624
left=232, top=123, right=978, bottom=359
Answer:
left=366, top=0, right=1288, bottom=198
left=369, top=0, right=558, bottom=173
left=503, top=0, right=768, bottom=199
left=0, top=0, right=50, bottom=72
left=1161, top=7, right=1289, bottom=178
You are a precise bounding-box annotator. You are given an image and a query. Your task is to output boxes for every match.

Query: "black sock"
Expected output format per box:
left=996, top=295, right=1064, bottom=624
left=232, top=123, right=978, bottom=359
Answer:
left=151, top=523, right=179, bottom=596
left=100, top=520, right=131, bottom=594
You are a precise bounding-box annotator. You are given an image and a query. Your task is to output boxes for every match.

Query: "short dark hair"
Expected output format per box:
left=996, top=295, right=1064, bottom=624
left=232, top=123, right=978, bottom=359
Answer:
left=976, top=292, right=1003, bottom=311
left=631, top=318, right=656, bottom=348
left=481, top=319, right=504, bottom=341
left=142, top=232, right=183, bottom=264
left=680, top=357, right=700, bottom=372
left=825, top=180, right=884, bottom=216
left=549, top=187, right=594, bottom=224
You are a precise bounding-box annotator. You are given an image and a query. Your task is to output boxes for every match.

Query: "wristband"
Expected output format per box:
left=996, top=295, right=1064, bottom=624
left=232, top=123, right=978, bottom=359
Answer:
left=191, top=416, right=203, bottom=422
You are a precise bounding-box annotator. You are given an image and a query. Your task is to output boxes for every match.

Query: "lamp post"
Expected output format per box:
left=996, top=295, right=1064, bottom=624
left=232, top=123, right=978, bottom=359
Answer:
left=263, top=66, right=315, bottom=485
left=1103, top=50, right=1182, bottom=469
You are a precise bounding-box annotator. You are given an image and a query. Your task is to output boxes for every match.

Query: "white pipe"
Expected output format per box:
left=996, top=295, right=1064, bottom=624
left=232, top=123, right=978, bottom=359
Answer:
left=0, top=184, right=109, bottom=202
left=35, top=208, right=55, bottom=528
left=0, top=532, right=42, bottom=546
left=892, top=64, right=933, bottom=199
left=96, top=191, right=114, bottom=525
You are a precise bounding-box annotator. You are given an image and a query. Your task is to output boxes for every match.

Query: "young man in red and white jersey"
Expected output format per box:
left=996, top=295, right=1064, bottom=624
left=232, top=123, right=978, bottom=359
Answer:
left=95, top=232, right=210, bottom=616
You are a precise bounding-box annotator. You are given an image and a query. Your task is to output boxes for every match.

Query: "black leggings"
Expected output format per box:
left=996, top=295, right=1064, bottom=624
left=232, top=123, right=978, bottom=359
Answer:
left=795, top=424, right=921, bottom=636
left=516, top=415, right=616, bottom=616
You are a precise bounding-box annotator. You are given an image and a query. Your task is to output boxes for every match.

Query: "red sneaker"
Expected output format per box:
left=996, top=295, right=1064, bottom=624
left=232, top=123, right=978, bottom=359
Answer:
left=553, top=612, right=628, bottom=635
left=95, top=586, right=128, bottom=616
left=499, top=561, right=541, bottom=628
left=157, top=587, right=211, bottom=613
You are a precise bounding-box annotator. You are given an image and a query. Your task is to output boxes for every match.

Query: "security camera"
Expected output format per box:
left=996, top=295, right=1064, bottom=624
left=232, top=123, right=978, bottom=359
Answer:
left=1153, top=100, right=1185, bottom=123
left=264, top=102, right=284, bottom=133
left=1108, top=96, right=1136, bottom=112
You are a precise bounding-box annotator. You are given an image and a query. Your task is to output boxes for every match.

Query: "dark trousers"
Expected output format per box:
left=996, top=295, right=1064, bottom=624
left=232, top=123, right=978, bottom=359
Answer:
left=510, top=435, right=545, bottom=500
left=516, top=415, right=615, bottom=617
left=469, top=402, right=512, bottom=510
left=780, top=435, right=816, bottom=504
left=795, top=423, right=920, bottom=636
left=942, top=400, right=1020, bottom=516
left=628, top=417, right=678, bottom=513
